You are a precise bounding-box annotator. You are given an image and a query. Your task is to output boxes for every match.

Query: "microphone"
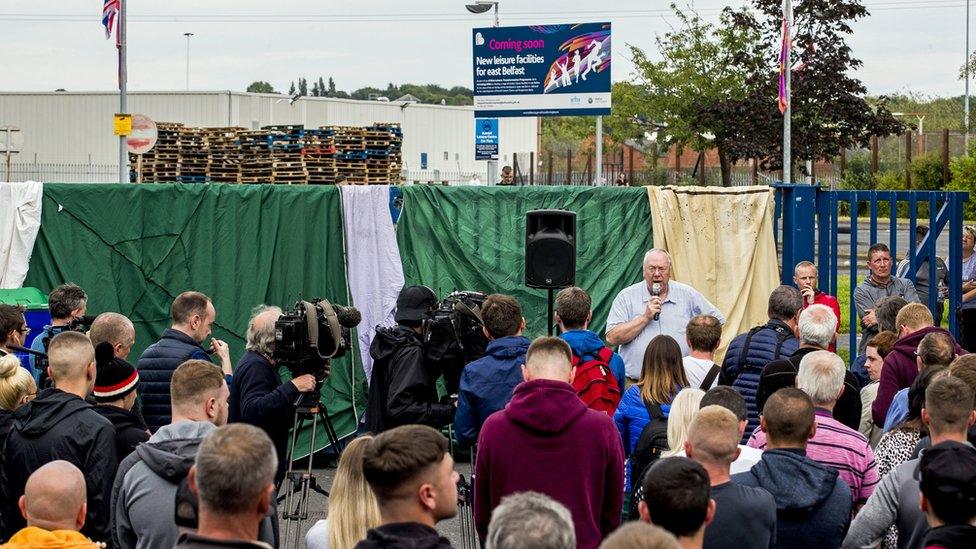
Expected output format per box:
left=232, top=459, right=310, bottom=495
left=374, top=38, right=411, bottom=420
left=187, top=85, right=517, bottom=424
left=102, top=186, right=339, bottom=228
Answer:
left=334, top=305, right=362, bottom=328
left=6, top=345, right=47, bottom=358
left=651, top=283, right=661, bottom=321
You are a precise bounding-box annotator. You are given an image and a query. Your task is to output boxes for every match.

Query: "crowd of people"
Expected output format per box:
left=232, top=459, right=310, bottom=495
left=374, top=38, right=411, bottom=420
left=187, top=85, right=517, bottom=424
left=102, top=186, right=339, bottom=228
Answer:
left=0, top=241, right=975, bottom=548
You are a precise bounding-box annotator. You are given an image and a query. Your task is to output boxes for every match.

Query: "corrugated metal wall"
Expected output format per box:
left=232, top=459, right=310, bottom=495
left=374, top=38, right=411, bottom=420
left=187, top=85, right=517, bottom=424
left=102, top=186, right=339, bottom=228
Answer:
left=0, top=91, right=537, bottom=174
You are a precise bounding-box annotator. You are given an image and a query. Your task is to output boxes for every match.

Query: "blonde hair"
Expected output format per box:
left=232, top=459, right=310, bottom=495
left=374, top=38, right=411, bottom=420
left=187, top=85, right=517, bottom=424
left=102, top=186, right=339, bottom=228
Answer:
left=0, top=354, right=36, bottom=411
left=663, top=388, right=705, bottom=457
left=328, top=436, right=381, bottom=549
left=687, top=406, right=741, bottom=465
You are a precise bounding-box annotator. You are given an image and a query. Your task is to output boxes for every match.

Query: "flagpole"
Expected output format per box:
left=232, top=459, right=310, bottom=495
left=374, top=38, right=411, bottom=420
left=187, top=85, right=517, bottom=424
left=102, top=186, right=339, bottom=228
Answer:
left=118, top=0, right=127, bottom=183
left=782, top=0, right=792, bottom=184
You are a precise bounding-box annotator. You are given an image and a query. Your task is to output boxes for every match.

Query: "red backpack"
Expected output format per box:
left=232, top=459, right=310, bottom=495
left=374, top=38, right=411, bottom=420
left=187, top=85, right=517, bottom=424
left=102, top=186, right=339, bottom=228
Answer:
left=571, top=347, right=621, bottom=416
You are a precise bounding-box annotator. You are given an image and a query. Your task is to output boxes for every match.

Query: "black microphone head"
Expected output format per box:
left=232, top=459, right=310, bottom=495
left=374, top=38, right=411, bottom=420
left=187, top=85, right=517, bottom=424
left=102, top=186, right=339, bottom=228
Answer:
left=335, top=305, right=362, bottom=328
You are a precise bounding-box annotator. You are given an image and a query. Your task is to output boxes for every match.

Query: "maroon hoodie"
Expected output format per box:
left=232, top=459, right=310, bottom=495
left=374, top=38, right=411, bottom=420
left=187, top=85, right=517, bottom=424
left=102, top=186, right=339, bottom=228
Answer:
left=872, top=326, right=967, bottom=425
left=474, top=379, right=624, bottom=549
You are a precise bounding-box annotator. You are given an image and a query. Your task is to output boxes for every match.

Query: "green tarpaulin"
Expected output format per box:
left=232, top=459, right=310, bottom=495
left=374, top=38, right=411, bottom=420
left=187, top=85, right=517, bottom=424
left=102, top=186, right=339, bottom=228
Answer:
left=24, top=183, right=365, bottom=454
left=397, top=186, right=654, bottom=337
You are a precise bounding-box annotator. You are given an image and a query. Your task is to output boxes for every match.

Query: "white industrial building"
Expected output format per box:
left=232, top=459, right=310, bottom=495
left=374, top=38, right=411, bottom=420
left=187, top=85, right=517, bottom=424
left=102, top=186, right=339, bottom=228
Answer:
left=0, top=91, right=538, bottom=183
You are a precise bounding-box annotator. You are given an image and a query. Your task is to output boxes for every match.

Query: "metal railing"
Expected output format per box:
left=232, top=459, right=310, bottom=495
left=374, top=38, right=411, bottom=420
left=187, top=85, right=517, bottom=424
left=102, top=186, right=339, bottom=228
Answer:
left=3, top=162, right=120, bottom=183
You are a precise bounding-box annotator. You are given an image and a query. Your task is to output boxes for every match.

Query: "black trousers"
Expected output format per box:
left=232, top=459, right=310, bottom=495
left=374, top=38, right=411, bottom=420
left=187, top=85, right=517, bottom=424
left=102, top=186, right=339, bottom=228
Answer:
left=959, top=308, right=976, bottom=352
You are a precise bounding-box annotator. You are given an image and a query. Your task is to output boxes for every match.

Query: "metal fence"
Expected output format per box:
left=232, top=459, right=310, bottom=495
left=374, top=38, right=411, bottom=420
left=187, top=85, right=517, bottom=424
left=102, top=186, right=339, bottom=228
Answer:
left=3, top=162, right=120, bottom=183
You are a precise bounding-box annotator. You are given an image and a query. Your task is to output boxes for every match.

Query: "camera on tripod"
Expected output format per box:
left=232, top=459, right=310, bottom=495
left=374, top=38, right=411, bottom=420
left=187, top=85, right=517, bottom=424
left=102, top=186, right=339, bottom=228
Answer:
left=423, top=291, right=489, bottom=394
left=274, top=298, right=361, bottom=383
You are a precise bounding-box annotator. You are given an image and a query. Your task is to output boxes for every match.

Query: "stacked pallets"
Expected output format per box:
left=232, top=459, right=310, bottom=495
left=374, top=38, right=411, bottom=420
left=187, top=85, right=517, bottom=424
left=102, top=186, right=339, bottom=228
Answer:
left=132, top=122, right=402, bottom=184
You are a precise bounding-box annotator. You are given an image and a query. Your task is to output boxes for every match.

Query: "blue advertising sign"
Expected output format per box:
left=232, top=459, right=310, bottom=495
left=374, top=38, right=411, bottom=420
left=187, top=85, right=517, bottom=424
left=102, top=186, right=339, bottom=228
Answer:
left=472, top=22, right=611, bottom=117
left=420, top=152, right=428, bottom=170
left=475, top=118, right=499, bottom=161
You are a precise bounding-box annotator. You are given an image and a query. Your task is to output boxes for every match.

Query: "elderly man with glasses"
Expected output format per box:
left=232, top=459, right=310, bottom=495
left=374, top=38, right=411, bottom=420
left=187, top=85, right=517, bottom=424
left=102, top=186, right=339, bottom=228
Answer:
left=606, top=249, right=725, bottom=381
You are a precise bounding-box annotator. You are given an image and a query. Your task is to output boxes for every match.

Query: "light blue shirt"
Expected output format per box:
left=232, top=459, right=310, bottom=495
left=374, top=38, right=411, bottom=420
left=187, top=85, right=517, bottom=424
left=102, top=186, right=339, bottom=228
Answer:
left=882, top=388, right=910, bottom=432
left=606, top=280, right=725, bottom=378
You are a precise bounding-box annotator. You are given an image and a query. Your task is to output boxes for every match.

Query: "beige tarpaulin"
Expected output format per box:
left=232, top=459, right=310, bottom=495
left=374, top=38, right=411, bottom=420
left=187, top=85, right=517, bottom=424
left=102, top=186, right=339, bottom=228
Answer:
left=647, top=185, right=781, bottom=362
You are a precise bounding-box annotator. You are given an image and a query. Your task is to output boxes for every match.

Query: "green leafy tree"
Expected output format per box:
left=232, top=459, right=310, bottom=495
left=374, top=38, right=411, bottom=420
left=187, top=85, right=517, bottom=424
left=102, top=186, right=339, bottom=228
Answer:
left=288, top=81, right=296, bottom=95
left=298, top=77, right=308, bottom=96
left=246, top=81, right=276, bottom=93
left=327, top=77, right=337, bottom=96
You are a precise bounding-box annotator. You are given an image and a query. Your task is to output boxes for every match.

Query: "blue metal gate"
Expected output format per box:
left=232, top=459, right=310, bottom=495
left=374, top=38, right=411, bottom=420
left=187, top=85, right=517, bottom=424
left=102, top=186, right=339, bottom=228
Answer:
left=775, top=184, right=970, bottom=355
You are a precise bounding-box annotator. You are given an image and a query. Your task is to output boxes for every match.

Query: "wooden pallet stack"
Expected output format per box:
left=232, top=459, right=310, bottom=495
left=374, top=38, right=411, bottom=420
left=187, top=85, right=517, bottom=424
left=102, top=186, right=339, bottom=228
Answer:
left=366, top=123, right=402, bottom=183
left=238, top=130, right=274, bottom=183
left=207, top=127, right=244, bottom=183
left=266, top=125, right=307, bottom=184
left=177, top=126, right=210, bottom=183
left=304, top=127, right=338, bottom=184
left=134, top=122, right=184, bottom=182
left=334, top=126, right=367, bottom=184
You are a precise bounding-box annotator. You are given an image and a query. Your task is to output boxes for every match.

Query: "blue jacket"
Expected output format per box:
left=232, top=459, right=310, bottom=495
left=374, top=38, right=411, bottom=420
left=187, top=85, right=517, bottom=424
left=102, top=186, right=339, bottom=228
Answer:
left=453, top=335, right=530, bottom=446
left=560, top=330, right=626, bottom=392
left=137, top=328, right=210, bottom=431
left=720, top=319, right=799, bottom=438
left=613, top=385, right=672, bottom=457
left=28, top=324, right=67, bottom=379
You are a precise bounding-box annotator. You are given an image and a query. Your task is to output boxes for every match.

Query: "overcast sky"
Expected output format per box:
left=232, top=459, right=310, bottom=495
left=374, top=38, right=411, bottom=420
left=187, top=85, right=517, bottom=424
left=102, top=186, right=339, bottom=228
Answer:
left=0, top=0, right=970, bottom=98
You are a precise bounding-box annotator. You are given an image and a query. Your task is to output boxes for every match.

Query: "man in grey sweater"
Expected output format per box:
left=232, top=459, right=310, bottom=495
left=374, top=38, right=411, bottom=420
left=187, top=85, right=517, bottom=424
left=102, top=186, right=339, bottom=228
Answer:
left=843, top=376, right=976, bottom=549
left=854, top=243, right=920, bottom=354
left=111, top=360, right=276, bottom=549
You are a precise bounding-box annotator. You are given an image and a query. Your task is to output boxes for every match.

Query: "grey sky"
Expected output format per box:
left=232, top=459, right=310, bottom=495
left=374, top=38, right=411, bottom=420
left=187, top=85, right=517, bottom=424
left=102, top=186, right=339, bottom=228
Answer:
left=0, top=0, right=970, bottom=98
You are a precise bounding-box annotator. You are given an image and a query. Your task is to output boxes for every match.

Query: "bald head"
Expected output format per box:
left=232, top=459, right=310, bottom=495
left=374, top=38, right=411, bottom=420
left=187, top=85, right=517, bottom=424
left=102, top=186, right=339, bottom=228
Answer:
left=88, top=312, right=136, bottom=360
left=19, top=460, right=87, bottom=531
left=523, top=337, right=574, bottom=382
left=245, top=305, right=283, bottom=355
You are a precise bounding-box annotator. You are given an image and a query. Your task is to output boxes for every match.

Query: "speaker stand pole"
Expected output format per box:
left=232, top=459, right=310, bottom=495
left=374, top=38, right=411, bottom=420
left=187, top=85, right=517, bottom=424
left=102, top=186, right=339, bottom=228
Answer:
left=547, top=288, right=555, bottom=336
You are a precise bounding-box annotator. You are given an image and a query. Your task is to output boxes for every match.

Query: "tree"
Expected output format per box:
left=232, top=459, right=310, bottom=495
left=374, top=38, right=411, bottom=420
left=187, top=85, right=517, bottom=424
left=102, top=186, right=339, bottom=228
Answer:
left=246, top=81, right=276, bottom=93
left=311, top=79, right=321, bottom=97
left=618, top=4, right=759, bottom=186
left=327, top=77, right=336, bottom=96
left=288, top=81, right=296, bottom=95
left=298, top=77, right=308, bottom=96
left=318, top=77, right=327, bottom=97
left=721, top=0, right=904, bottom=176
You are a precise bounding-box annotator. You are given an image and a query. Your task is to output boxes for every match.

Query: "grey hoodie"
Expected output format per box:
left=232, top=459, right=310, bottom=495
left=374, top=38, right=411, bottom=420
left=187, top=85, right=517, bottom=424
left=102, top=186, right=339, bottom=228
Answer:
left=733, top=448, right=852, bottom=549
left=111, top=421, right=276, bottom=549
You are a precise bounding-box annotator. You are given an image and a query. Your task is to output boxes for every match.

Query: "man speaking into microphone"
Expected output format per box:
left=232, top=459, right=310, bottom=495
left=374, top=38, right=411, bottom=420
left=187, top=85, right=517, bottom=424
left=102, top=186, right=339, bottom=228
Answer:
left=606, top=249, right=724, bottom=382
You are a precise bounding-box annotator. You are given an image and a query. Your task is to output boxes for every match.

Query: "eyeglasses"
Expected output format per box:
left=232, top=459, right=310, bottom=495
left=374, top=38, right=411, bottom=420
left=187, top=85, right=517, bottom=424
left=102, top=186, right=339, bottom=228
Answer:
left=645, top=267, right=670, bottom=274
left=17, top=327, right=30, bottom=335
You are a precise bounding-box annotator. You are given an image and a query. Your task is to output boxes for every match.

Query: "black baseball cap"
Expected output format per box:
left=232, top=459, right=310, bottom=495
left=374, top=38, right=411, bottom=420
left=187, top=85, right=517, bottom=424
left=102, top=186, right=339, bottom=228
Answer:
left=915, top=441, right=976, bottom=524
left=395, top=285, right=437, bottom=323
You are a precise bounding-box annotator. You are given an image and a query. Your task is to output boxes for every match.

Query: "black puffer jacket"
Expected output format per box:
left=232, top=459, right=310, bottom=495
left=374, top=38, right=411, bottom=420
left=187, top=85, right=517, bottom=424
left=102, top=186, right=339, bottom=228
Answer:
left=94, top=403, right=150, bottom=465
left=0, top=388, right=118, bottom=543
left=354, top=523, right=454, bottom=549
left=366, top=325, right=453, bottom=433
left=137, top=328, right=211, bottom=431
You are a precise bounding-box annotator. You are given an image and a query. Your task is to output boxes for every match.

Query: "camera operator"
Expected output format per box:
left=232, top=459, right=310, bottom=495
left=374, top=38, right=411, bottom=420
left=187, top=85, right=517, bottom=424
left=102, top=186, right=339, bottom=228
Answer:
left=366, top=285, right=455, bottom=433
left=228, top=305, right=317, bottom=481
left=29, top=283, right=88, bottom=375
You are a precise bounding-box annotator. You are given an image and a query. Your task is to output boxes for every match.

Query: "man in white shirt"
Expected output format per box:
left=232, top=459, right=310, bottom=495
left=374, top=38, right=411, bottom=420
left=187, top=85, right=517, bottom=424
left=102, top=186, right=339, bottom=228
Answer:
left=676, top=386, right=762, bottom=474
left=683, top=315, right=722, bottom=390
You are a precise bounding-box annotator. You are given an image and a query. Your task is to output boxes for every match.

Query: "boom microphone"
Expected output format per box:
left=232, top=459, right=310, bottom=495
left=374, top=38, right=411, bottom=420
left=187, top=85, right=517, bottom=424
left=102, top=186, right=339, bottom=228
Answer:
left=334, top=305, right=362, bottom=328
left=651, top=283, right=661, bottom=321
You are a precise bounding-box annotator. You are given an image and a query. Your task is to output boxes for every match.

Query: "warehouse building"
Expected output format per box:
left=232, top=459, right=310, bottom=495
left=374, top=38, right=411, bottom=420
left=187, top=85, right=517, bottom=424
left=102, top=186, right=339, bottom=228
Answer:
left=0, top=91, right=538, bottom=183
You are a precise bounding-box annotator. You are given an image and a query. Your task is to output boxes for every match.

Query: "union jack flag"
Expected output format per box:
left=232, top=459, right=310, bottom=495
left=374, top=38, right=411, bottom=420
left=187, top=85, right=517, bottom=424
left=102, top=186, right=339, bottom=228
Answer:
left=102, top=0, right=120, bottom=45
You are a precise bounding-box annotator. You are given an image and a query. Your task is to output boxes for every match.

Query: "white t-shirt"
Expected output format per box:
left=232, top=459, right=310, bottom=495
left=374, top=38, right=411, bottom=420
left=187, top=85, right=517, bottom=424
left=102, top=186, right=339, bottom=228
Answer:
left=683, top=356, right=718, bottom=390
left=676, top=445, right=762, bottom=475
left=306, top=519, right=330, bottom=549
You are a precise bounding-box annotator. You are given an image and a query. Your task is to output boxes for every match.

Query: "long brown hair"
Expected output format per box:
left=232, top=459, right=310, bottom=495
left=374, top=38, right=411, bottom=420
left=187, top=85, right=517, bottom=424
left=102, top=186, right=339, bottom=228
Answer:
left=638, top=335, right=689, bottom=404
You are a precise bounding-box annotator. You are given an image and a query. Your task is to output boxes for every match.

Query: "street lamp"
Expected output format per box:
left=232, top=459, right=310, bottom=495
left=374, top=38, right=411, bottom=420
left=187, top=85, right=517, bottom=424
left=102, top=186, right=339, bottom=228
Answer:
left=183, top=32, right=194, bottom=91
left=465, top=1, right=499, bottom=27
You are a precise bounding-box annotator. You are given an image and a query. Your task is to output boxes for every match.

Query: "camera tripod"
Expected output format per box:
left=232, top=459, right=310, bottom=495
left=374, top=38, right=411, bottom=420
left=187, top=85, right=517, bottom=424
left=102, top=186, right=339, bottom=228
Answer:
left=280, top=389, right=345, bottom=548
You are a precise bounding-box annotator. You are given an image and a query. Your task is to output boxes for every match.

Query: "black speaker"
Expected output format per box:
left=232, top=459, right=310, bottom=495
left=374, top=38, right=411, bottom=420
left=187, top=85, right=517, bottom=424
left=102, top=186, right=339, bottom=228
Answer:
left=525, top=209, right=576, bottom=289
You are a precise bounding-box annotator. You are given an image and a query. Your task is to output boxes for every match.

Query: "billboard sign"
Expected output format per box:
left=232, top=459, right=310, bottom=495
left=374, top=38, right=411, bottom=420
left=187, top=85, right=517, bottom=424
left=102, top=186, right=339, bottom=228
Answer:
left=472, top=22, right=611, bottom=117
left=475, top=118, right=499, bottom=161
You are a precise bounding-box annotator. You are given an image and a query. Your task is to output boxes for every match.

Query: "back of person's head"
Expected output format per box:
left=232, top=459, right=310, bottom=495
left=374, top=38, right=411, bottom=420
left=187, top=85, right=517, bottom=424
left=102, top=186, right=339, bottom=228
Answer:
left=48, top=283, right=87, bottom=320
left=768, top=285, right=803, bottom=322
left=482, top=294, right=524, bottom=339
left=599, top=522, right=680, bottom=549
left=170, top=360, right=229, bottom=425
left=524, top=336, right=574, bottom=382
left=192, top=424, right=277, bottom=519
left=685, top=315, right=722, bottom=354
left=0, top=304, right=25, bottom=346
left=761, top=388, right=816, bottom=447
left=640, top=335, right=688, bottom=405
left=917, top=332, right=956, bottom=370
left=797, top=304, right=837, bottom=348
left=949, top=354, right=976, bottom=409
left=327, top=436, right=381, bottom=549
left=19, top=460, right=87, bottom=532
left=700, top=386, right=748, bottom=423
left=555, top=287, right=592, bottom=331
left=796, top=350, right=845, bottom=406
left=901, top=366, right=949, bottom=431
left=0, top=354, right=36, bottom=411
left=486, top=492, right=575, bottom=549
left=362, top=425, right=456, bottom=521
left=876, top=296, right=909, bottom=333
left=867, top=331, right=898, bottom=359
left=639, top=457, right=713, bottom=539
left=918, top=442, right=976, bottom=526
left=171, top=291, right=211, bottom=325
left=47, top=331, right=95, bottom=386
left=244, top=305, right=282, bottom=355
left=686, top=406, right=741, bottom=468
left=88, top=312, right=136, bottom=355
left=923, top=376, right=976, bottom=438
left=896, top=303, right=935, bottom=334
left=664, top=388, right=705, bottom=458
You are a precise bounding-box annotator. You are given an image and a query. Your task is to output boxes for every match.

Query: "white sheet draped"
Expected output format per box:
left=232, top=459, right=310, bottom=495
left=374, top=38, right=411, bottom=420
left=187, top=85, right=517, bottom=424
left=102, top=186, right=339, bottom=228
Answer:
left=0, top=182, right=44, bottom=289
